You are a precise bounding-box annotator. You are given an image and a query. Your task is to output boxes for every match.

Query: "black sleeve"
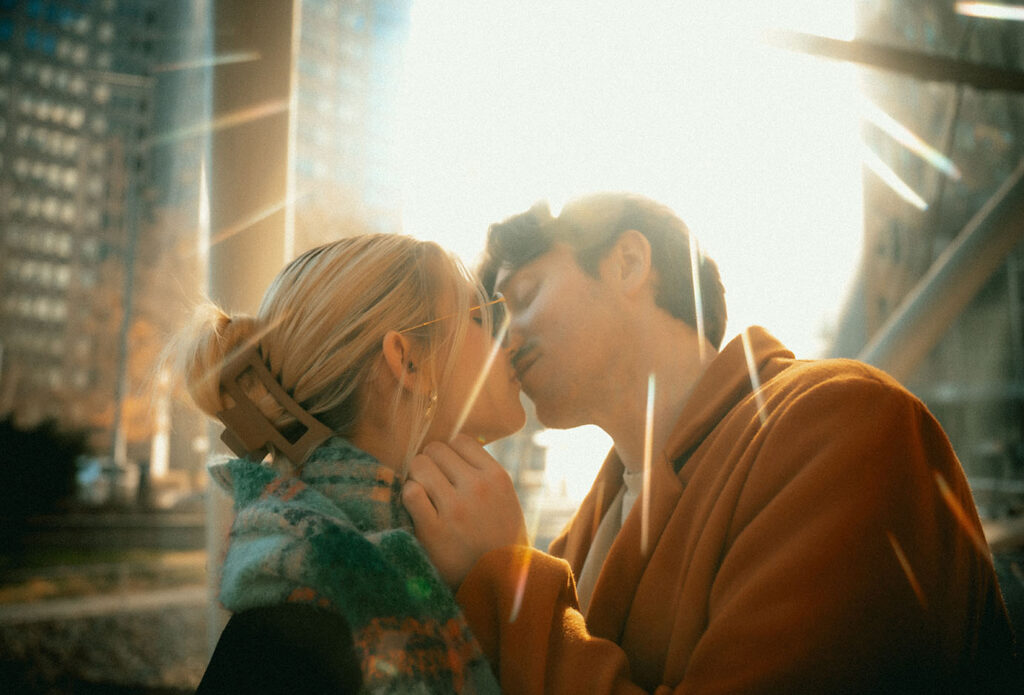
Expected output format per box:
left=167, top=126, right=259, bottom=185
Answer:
left=196, top=604, right=362, bottom=694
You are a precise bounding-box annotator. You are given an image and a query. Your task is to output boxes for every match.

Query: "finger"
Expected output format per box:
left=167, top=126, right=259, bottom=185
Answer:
left=448, top=433, right=499, bottom=470
left=421, top=440, right=477, bottom=485
left=401, top=480, right=439, bottom=531
left=406, top=453, right=456, bottom=512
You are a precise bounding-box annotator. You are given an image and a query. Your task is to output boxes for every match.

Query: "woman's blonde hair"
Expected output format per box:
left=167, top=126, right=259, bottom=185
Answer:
left=176, top=233, right=488, bottom=467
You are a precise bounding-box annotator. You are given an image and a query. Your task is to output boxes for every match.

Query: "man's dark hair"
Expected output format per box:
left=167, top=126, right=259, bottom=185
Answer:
left=478, top=201, right=557, bottom=296
left=479, top=193, right=728, bottom=349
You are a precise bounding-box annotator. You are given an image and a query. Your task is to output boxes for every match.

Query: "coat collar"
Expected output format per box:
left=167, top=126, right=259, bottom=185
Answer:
left=663, top=326, right=793, bottom=481
left=554, top=326, right=794, bottom=640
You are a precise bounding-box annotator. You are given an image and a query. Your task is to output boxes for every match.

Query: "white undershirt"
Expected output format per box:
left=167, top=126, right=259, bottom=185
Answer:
left=575, top=468, right=645, bottom=614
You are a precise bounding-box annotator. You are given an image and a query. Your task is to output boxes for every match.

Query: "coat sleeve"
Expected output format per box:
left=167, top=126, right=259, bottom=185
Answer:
left=456, top=545, right=665, bottom=694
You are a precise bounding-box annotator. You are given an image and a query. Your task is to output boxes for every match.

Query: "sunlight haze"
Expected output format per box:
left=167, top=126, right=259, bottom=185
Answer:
left=397, top=1, right=862, bottom=503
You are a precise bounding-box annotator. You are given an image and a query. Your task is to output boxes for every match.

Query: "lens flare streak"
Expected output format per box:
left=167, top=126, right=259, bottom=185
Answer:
left=209, top=199, right=288, bottom=248
left=741, top=328, right=768, bottom=426
left=508, top=550, right=532, bottom=624
left=86, top=70, right=154, bottom=89
left=956, top=2, right=1024, bottom=21
left=861, top=100, right=962, bottom=180
left=862, top=146, right=929, bottom=210
left=935, top=472, right=990, bottom=556
left=152, top=52, right=262, bottom=73
left=641, top=373, right=655, bottom=556
left=447, top=311, right=512, bottom=442
left=886, top=531, right=928, bottom=609
left=689, top=238, right=708, bottom=365
left=147, top=99, right=290, bottom=148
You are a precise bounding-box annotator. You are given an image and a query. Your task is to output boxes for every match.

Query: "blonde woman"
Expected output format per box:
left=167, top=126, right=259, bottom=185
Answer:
left=180, top=234, right=526, bottom=694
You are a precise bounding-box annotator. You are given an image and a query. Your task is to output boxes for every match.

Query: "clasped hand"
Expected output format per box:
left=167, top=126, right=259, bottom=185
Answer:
left=403, top=434, right=529, bottom=589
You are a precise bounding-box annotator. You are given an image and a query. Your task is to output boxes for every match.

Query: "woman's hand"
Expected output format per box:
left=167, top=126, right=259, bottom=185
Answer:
left=403, top=434, right=528, bottom=589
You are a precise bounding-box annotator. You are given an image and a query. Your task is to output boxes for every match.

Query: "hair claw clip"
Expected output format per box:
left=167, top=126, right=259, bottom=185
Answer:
left=215, top=345, right=334, bottom=465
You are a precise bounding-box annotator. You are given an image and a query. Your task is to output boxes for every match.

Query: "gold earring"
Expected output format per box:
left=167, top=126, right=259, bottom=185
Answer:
left=425, top=390, right=438, bottom=419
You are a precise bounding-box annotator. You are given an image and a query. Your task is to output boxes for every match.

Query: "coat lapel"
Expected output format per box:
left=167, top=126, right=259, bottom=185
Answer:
left=577, top=327, right=793, bottom=643
left=663, top=327, right=793, bottom=479
left=584, top=449, right=684, bottom=641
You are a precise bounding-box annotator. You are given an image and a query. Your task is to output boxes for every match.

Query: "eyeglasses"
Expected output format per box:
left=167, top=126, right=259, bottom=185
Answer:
left=399, top=293, right=508, bottom=338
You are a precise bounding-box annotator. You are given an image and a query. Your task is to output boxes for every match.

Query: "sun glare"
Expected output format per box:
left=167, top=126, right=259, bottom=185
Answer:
left=956, top=2, right=1024, bottom=21
left=397, top=1, right=862, bottom=503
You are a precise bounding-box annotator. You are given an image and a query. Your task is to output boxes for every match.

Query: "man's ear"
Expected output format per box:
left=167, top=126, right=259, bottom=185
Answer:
left=381, top=331, right=424, bottom=393
left=609, top=229, right=652, bottom=295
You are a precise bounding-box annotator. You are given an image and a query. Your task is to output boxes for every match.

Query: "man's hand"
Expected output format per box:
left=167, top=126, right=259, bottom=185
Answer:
left=403, top=434, right=528, bottom=589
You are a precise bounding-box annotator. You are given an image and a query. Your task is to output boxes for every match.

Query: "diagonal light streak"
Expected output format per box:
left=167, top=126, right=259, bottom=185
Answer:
left=689, top=237, right=709, bottom=365
left=508, top=548, right=532, bottom=623
left=862, top=145, right=929, bottom=210
left=956, top=2, right=1024, bottom=21
left=934, top=472, right=990, bottom=556
left=152, top=51, right=261, bottom=73
left=510, top=506, right=542, bottom=624
left=641, top=373, right=655, bottom=555
left=146, top=99, right=290, bottom=148
left=861, top=100, right=962, bottom=180
left=447, top=310, right=512, bottom=442
left=209, top=200, right=288, bottom=248
left=741, top=328, right=768, bottom=425
left=207, top=190, right=311, bottom=250
left=86, top=70, right=154, bottom=89
left=886, top=531, right=928, bottom=609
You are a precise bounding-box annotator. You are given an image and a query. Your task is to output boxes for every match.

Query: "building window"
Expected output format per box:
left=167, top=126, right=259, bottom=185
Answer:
left=59, top=201, right=76, bottom=223
left=42, top=196, right=59, bottom=221
left=71, top=44, right=88, bottom=66
left=81, top=238, right=99, bottom=262
left=67, top=107, right=85, bottom=129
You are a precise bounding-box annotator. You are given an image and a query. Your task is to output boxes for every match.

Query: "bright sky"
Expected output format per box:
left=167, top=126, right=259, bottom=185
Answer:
left=396, top=1, right=864, bottom=503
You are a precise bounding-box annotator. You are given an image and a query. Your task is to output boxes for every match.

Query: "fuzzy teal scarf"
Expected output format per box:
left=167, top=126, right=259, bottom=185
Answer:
left=210, top=437, right=500, bottom=694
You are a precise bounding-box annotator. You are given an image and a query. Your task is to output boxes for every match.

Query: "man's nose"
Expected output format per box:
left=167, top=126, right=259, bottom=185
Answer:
left=502, top=320, right=524, bottom=354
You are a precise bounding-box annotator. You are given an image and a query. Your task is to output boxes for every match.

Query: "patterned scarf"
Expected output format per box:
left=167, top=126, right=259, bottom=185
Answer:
left=210, top=437, right=500, bottom=694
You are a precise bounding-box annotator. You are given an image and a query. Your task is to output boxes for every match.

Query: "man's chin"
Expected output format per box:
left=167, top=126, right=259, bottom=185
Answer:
left=532, top=399, right=583, bottom=431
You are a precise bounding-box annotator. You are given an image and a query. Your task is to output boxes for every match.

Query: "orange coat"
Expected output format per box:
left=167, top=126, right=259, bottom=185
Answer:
left=456, top=327, right=1017, bottom=694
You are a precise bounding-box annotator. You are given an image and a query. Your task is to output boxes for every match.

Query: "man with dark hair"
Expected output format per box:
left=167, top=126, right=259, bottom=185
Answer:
left=403, top=192, right=1018, bottom=693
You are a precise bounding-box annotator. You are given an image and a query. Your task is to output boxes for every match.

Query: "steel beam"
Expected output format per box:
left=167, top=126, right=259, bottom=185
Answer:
left=766, top=30, right=1024, bottom=92
left=858, top=158, right=1024, bottom=381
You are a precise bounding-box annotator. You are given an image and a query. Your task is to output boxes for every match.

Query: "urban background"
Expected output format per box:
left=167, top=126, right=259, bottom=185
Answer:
left=1, top=1, right=1023, bottom=692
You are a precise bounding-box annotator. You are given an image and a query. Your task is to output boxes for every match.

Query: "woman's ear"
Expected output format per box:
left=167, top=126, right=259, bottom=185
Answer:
left=381, top=331, right=429, bottom=394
